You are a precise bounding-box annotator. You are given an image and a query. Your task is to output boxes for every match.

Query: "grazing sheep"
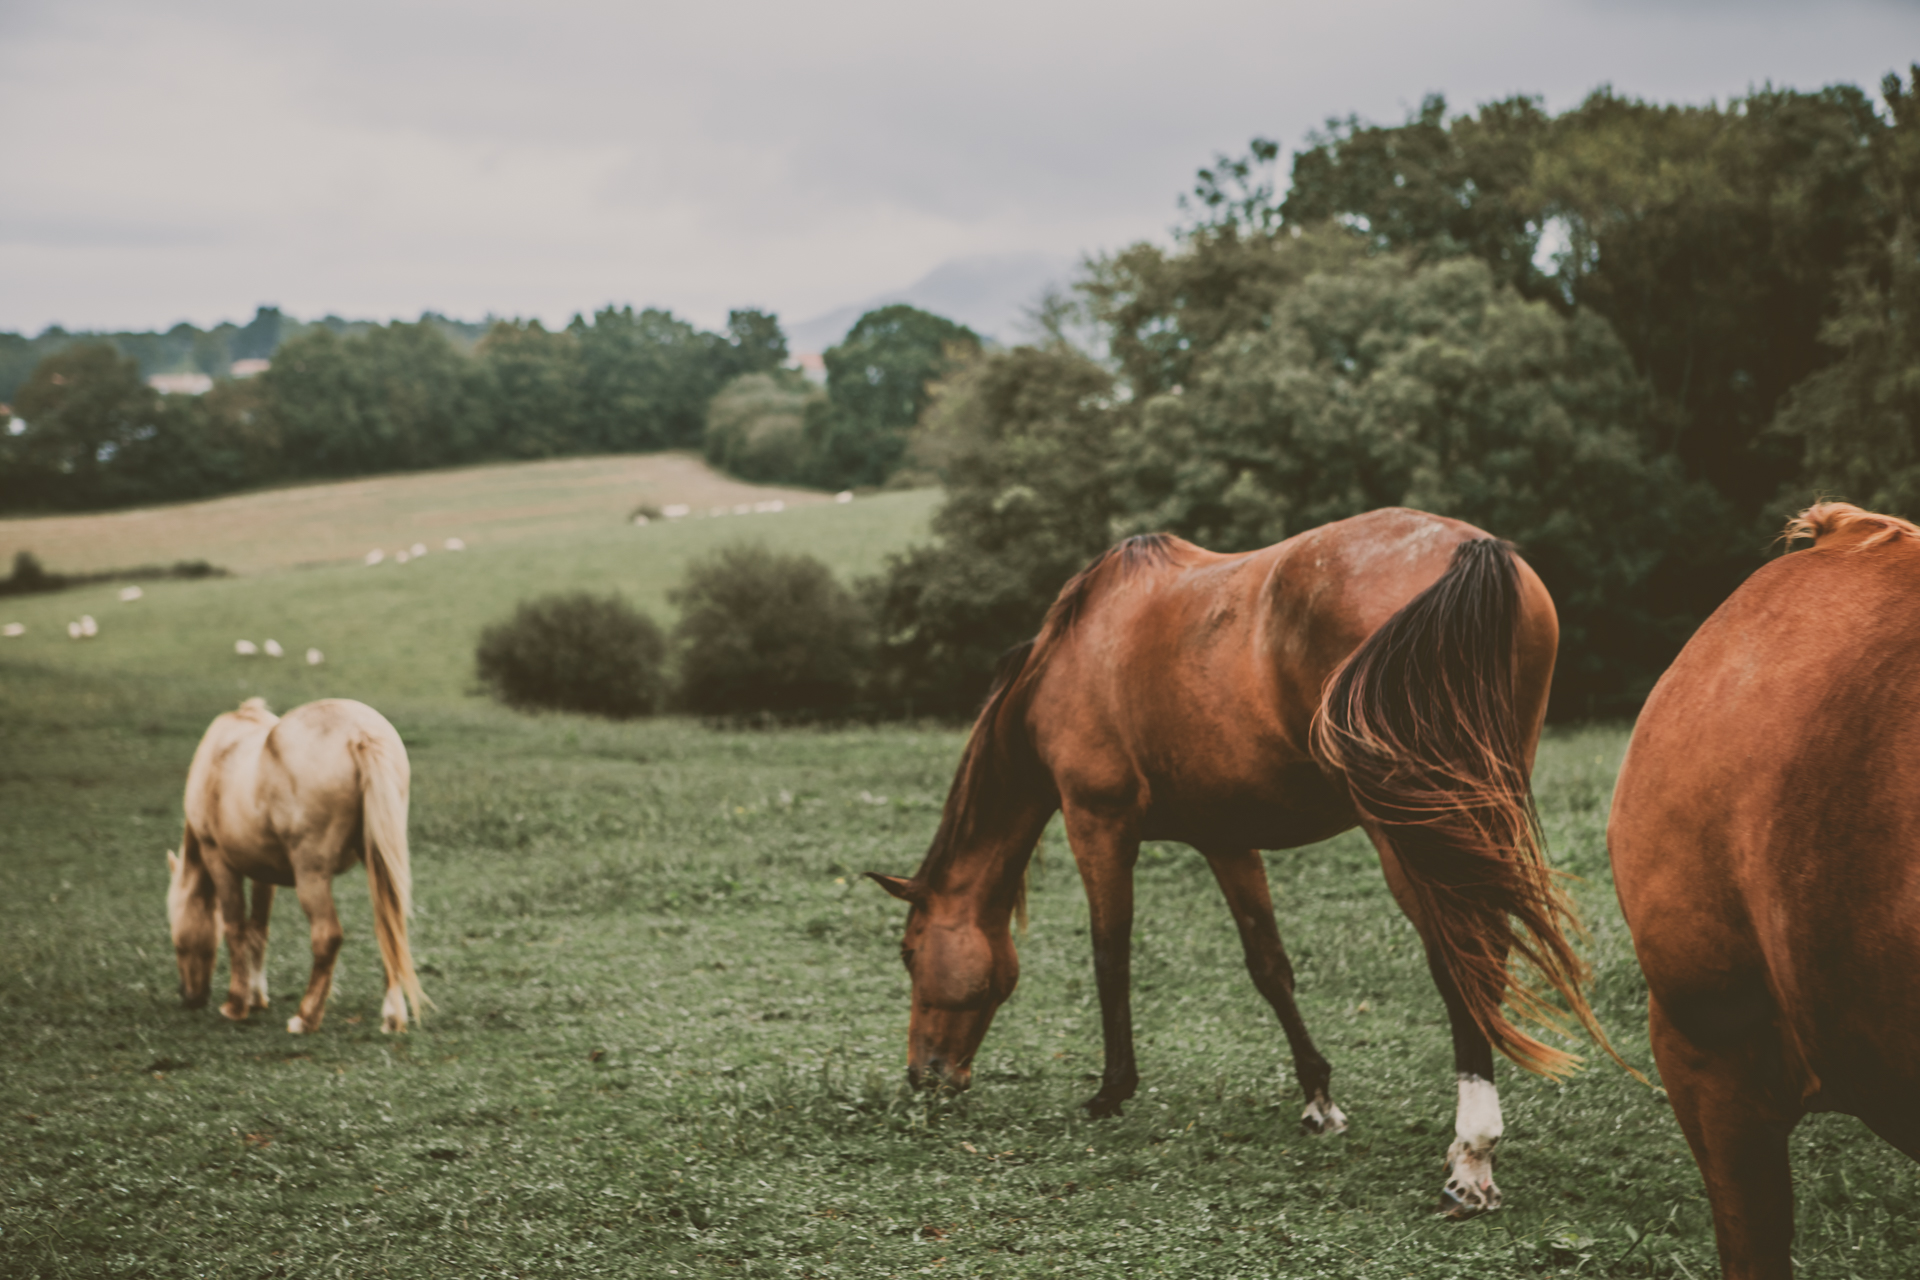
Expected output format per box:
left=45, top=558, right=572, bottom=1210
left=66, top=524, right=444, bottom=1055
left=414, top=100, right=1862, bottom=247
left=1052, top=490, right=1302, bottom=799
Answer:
left=67, top=621, right=83, bottom=640
left=264, top=640, right=284, bottom=658
left=306, top=648, right=324, bottom=665
left=444, top=537, right=466, bottom=551
left=409, top=543, right=426, bottom=558
left=834, top=491, right=853, bottom=504
left=365, top=549, right=385, bottom=566
left=2, top=623, right=23, bottom=637
left=235, top=640, right=259, bottom=656
left=663, top=505, right=690, bottom=519
left=119, top=586, right=144, bottom=602
left=79, top=615, right=97, bottom=637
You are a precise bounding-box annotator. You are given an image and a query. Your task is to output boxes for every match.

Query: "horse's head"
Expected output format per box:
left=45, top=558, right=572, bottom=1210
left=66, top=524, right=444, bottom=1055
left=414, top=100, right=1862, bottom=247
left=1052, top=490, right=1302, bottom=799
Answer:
left=166, top=848, right=220, bottom=1007
left=866, top=872, right=1020, bottom=1093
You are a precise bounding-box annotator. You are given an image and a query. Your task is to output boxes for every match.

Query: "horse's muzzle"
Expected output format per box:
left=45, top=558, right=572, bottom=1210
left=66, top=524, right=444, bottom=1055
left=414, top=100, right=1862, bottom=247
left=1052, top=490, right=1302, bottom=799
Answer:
left=908, top=1059, right=972, bottom=1093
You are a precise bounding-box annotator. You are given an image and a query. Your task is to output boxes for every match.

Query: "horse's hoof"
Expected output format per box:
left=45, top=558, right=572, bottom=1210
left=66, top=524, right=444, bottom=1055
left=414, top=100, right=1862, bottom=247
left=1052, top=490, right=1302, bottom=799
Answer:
left=1301, top=1095, right=1349, bottom=1135
left=287, top=1015, right=311, bottom=1034
left=1439, top=1175, right=1501, bottom=1219
left=218, top=1002, right=249, bottom=1022
left=381, top=1015, right=406, bottom=1034
left=1083, top=1094, right=1126, bottom=1119
left=1441, top=1138, right=1500, bottom=1217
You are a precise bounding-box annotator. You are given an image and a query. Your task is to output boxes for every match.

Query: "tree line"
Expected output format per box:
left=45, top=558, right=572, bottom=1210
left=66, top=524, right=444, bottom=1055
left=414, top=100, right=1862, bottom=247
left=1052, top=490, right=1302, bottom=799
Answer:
left=0, top=298, right=979, bottom=512
left=861, top=69, right=1920, bottom=720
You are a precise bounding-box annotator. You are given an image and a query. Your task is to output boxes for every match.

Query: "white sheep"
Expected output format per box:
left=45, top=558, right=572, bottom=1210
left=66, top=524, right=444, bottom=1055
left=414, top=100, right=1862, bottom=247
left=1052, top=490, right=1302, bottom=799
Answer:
left=263, top=639, right=284, bottom=658
left=79, top=615, right=97, bottom=637
left=444, top=537, right=466, bottom=551
left=119, top=585, right=144, bottom=602
left=306, top=648, right=324, bottom=665
left=235, top=639, right=259, bottom=656
left=409, top=543, right=427, bottom=557
left=663, top=505, right=690, bottom=519
left=834, top=491, right=854, bottom=504
left=2, top=623, right=22, bottom=638
left=365, top=549, right=385, bottom=566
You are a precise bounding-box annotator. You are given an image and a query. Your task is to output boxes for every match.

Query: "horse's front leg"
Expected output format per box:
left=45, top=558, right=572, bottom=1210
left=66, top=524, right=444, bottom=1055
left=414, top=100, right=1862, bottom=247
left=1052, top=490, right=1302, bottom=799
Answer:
left=244, top=881, right=274, bottom=1010
left=1368, top=829, right=1505, bottom=1217
left=1063, top=806, right=1141, bottom=1118
left=286, top=871, right=343, bottom=1034
left=1202, top=848, right=1345, bottom=1134
left=204, top=862, right=254, bottom=1023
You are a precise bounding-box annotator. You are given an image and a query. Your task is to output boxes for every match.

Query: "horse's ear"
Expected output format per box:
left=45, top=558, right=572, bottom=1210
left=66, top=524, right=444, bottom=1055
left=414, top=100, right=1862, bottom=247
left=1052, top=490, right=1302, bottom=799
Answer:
left=864, top=872, right=922, bottom=904
left=167, top=849, right=180, bottom=875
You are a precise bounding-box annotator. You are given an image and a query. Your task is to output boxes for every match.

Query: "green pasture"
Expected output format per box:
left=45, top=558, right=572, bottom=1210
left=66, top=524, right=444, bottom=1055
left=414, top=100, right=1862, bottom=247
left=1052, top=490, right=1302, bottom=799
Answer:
left=3, top=463, right=1916, bottom=1278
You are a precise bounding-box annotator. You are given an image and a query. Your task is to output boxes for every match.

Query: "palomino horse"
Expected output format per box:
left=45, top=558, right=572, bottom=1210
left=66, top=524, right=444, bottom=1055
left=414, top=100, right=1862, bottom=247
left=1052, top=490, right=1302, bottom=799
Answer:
left=1609, top=502, right=1920, bottom=1278
left=168, top=697, right=427, bottom=1034
left=868, top=507, right=1617, bottom=1214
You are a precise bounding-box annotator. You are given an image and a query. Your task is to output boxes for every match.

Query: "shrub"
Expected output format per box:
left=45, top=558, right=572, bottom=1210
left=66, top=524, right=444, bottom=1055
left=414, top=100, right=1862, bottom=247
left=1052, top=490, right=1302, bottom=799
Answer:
left=475, top=592, right=666, bottom=718
left=703, top=370, right=821, bottom=484
left=670, top=544, right=870, bottom=716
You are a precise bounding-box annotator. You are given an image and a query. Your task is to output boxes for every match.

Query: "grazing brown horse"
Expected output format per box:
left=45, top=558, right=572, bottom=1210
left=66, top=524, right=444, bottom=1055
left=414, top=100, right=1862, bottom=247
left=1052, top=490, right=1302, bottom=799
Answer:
left=1609, top=502, right=1920, bottom=1278
left=868, top=507, right=1617, bottom=1213
left=168, top=697, right=427, bottom=1034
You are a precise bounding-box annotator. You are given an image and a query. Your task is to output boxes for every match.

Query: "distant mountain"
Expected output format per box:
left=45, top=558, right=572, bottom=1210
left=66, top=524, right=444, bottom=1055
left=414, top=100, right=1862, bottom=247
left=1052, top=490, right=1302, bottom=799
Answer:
left=785, top=251, right=1076, bottom=354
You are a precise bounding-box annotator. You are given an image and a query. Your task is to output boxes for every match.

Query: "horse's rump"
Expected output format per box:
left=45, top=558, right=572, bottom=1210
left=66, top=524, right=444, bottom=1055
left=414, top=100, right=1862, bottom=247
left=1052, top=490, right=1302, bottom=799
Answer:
left=1313, top=538, right=1614, bottom=1078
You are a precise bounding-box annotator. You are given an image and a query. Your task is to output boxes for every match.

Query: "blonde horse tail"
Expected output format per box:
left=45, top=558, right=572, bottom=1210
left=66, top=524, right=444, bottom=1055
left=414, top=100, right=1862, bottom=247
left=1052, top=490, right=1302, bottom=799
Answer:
left=350, top=735, right=429, bottom=1022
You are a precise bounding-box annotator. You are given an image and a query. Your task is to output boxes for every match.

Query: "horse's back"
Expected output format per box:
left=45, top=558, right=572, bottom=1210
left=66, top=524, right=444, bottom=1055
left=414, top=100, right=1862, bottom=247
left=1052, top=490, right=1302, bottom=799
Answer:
left=1029, top=508, right=1547, bottom=849
left=187, top=698, right=405, bottom=878
left=1611, top=510, right=1920, bottom=1104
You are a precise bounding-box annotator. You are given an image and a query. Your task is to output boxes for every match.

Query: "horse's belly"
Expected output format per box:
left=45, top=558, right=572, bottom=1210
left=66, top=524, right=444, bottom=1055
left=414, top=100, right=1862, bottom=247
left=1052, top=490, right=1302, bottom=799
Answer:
left=1142, top=775, right=1356, bottom=852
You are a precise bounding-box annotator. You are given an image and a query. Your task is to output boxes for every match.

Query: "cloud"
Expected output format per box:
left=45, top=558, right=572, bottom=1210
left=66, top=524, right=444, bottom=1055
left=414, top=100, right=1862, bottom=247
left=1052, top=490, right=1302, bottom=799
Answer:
left=1, top=0, right=1914, bottom=334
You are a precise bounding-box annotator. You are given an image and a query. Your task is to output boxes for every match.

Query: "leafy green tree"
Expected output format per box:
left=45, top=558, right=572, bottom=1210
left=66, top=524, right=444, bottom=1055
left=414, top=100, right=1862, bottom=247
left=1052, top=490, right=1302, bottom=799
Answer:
left=475, top=320, right=585, bottom=458
left=570, top=306, right=727, bottom=451
left=703, top=370, right=821, bottom=484
left=863, top=344, right=1119, bottom=714
left=723, top=309, right=789, bottom=377
left=263, top=322, right=486, bottom=476
left=1282, top=95, right=1555, bottom=299
left=3, top=344, right=163, bottom=509
left=670, top=543, right=870, bottom=716
left=1773, top=69, right=1920, bottom=517
left=808, top=305, right=980, bottom=488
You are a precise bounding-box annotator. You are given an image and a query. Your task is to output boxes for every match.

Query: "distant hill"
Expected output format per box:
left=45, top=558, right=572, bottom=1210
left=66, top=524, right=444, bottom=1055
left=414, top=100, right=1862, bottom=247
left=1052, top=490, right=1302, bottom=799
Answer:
left=785, top=251, right=1075, bottom=353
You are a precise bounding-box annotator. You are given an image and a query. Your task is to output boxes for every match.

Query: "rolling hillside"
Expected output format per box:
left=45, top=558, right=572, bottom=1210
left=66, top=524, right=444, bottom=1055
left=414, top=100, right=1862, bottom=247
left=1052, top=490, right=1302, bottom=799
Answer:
left=0, top=454, right=937, bottom=709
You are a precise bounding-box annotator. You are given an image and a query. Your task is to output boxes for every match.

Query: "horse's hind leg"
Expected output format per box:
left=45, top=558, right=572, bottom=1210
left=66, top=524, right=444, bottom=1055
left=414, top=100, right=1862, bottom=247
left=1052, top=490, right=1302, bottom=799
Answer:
left=1203, top=849, right=1345, bottom=1134
left=286, top=872, right=344, bottom=1034
left=1366, top=829, right=1505, bottom=1216
left=243, top=881, right=274, bottom=1010
left=1651, top=994, right=1798, bottom=1280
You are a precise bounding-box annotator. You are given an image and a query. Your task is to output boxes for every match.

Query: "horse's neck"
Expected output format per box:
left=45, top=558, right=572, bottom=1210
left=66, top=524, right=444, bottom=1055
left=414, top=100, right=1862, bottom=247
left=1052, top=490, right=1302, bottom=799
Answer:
left=924, top=779, right=1054, bottom=919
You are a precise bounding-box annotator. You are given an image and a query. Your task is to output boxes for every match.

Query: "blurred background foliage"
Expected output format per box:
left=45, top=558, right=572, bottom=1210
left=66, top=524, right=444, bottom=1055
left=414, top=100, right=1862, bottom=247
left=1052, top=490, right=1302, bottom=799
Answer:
left=6, top=70, right=1919, bottom=721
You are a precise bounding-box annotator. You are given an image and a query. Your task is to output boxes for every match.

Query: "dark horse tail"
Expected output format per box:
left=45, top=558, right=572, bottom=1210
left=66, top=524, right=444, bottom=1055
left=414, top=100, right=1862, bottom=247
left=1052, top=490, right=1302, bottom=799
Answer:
left=1312, top=538, right=1619, bottom=1079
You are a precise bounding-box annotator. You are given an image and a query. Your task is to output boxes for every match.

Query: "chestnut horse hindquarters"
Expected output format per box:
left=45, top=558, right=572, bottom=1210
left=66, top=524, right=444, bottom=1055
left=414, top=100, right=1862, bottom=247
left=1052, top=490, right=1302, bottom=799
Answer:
left=1609, top=503, right=1920, bottom=1280
left=1312, top=537, right=1609, bottom=1079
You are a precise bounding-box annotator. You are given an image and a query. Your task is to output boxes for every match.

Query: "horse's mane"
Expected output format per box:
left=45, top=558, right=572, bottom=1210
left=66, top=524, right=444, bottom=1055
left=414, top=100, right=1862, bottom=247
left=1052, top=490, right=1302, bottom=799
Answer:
left=1038, top=534, right=1178, bottom=640
left=1785, top=502, right=1920, bottom=552
left=913, top=533, right=1181, bottom=926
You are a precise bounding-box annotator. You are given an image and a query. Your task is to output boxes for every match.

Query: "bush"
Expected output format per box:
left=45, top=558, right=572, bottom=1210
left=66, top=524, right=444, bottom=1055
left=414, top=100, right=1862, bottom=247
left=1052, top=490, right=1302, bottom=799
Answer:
left=703, top=370, right=821, bottom=484
left=475, top=592, right=667, bottom=718
left=670, top=544, right=870, bottom=716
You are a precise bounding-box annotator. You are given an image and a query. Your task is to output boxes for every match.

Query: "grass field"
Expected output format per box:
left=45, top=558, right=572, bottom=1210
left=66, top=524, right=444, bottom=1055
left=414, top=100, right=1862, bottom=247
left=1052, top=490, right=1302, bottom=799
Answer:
left=3, top=458, right=1916, bottom=1278
left=0, top=452, right=844, bottom=577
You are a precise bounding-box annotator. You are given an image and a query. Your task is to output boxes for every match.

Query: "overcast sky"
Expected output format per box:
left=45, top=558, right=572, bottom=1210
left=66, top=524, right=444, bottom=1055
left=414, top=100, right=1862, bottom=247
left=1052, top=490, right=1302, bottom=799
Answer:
left=3, top=0, right=1914, bottom=339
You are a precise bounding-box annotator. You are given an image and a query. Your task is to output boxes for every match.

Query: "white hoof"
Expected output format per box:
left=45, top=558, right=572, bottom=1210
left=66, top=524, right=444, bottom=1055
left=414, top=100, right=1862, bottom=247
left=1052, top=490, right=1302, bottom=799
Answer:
left=380, top=988, right=407, bottom=1034
left=1441, top=1138, right=1501, bottom=1217
left=286, top=1015, right=310, bottom=1034
left=1301, top=1093, right=1349, bottom=1135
